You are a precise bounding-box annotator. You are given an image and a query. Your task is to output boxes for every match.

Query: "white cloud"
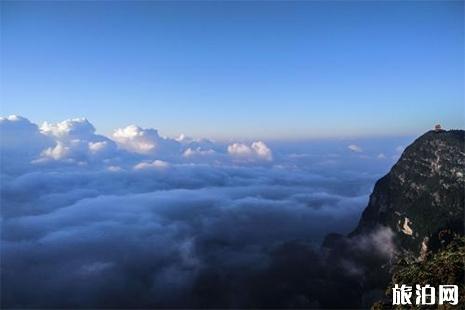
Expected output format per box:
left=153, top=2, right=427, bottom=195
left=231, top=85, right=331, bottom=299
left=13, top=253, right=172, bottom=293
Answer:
left=228, top=141, right=272, bottom=161
left=176, top=133, right=194, bottom=143
left=41, top=141, right=71, bottom=160
left=112, top=125, right=180, bottom=157
left=113, top=125, right=158, bottom=154
left=88, top=141, right=111, bottom=154
left=134, top=159, right=170, bottom=170
left=35, top=118, right=117, bottom=163
left=1, top=115, right=278, bottom=169
left=1, top=115, right=22, bottom=122
left=40, top=118, right=95, bottom=138
left=228, top=143, right=252, bottom=156
left=183, top=147, right=216, bottom=158
left=251, top=141, right=273, bottom=161
left=356, top=227, right=396, bottom=258
left=347, top=144, right=363, bottom=153
left=377, top=153, right=386, bottom=159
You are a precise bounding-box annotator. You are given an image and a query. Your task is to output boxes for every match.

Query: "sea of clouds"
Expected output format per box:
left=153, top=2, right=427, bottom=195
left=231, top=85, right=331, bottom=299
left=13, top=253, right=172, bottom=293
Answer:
left=0, top=115, right=412, bottom=308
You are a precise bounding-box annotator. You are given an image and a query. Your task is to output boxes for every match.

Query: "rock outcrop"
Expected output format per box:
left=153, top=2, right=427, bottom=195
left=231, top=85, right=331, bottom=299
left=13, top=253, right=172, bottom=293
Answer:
left=350, top=129, right=465, bottom=259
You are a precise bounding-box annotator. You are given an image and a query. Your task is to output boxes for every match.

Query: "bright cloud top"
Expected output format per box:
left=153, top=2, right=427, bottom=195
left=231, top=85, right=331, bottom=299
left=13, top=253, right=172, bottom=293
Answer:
left=112, top=125, right=177, bottom=155
left=227, top=141, right=273, bottom=161
left=134, top=159, right=170, bottom=170
left=1, top=115, right=273, bottom=170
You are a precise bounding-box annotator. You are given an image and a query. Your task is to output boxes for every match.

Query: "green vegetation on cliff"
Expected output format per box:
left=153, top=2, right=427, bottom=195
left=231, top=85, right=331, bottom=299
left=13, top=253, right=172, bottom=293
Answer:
left=373, top=236, right=465, bottom=309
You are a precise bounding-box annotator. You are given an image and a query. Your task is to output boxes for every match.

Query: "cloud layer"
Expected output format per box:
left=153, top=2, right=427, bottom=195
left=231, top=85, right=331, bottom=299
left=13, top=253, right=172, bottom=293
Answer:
left=1, top=116, right=406, bottom=308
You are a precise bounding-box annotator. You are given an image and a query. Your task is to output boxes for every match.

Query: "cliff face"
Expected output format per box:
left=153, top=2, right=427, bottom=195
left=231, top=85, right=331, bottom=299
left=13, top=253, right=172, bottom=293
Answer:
left=350, top=129, right=465, bottom=258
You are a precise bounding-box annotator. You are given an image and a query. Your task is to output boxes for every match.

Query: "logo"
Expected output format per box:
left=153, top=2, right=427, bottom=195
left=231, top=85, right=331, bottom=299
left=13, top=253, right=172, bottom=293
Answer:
left=392, top=284, right=458, bottom=306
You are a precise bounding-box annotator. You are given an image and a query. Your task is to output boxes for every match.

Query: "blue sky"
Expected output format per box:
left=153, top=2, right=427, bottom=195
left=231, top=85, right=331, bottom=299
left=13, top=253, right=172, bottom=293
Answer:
left=1, top=1, right=463, bottom=139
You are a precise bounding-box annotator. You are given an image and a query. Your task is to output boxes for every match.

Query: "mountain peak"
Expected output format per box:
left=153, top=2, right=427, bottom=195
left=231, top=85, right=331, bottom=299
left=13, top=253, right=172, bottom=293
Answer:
left=350, top=129, right=465, bottom=258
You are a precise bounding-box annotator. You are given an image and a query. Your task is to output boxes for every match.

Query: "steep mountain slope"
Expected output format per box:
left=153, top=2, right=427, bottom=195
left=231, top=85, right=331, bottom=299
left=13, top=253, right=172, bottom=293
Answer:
left=350, top=129, right=465, bottom=258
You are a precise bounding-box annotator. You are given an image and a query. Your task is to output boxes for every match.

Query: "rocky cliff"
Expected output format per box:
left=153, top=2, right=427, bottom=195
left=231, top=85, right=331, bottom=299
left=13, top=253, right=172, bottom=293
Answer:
left=350, top=129, right=465, bottom=259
